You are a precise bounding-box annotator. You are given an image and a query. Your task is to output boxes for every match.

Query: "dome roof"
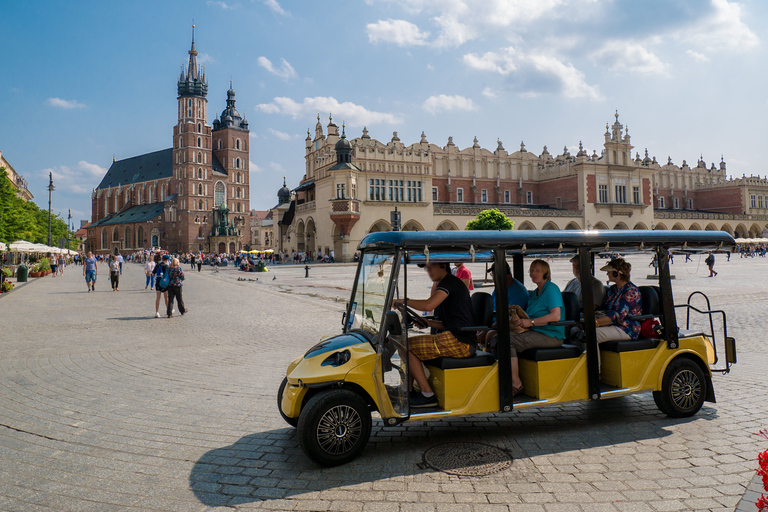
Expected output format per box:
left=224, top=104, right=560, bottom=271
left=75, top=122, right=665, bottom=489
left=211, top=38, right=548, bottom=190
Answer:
left=335, top=136, right=352, bottom=150
left=277, top=177, right=291, bottom=203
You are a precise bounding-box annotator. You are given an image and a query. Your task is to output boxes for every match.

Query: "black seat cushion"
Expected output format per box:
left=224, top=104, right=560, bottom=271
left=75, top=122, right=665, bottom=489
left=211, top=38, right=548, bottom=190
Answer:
left=637, top=286, right=660, bottom=316
left=561, top=291, right=580, bottom=323
left=471, top=292, right=494, bottom=328
left=600, top=338, right=659, bottom=353
left=518, top=344, right=583, bottom=362
left=425, top=350, right=496, bottom=370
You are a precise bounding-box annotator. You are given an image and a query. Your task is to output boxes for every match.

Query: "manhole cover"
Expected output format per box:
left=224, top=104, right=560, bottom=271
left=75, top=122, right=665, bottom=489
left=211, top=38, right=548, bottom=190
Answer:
left=422, top=442, right=513, bottom=476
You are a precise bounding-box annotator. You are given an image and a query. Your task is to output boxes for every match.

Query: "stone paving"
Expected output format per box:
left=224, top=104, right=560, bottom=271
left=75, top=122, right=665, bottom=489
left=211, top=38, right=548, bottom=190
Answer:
left=0, top=253, right=767, bottom=512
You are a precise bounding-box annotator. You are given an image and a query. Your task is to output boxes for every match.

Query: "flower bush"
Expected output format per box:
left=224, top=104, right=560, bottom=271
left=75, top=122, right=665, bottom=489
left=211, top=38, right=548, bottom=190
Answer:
left=0, top=280, right=13, bottom=293
left=756, top=429, right=768, bottom=511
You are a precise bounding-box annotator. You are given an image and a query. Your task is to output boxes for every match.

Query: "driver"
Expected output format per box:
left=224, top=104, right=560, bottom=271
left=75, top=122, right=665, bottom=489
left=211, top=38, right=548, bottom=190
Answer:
left=393, top=262, right=475, bottom=408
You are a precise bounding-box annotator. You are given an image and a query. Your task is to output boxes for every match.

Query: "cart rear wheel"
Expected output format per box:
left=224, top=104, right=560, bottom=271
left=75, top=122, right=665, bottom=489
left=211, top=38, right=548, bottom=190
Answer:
left=277, top=377, right=298, bottom=428
left=298, top=389, right=371, bottom=467
left=653, top=357, right=706, bottom=418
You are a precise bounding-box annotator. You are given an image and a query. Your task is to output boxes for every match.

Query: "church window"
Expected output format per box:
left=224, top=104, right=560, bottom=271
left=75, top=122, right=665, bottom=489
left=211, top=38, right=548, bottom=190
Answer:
left=195, top=215, right=200, bottom=224
left=214, top=181, right=225, bottom=207
left=197, top=152, right=202, bottom=164
left=112, top=227, right=119, bottom=242
left=235, top=157, right=240, bottom=169
left=236, top=187, right=241, bottom=199
left=198, top=123, right=201, bottom=133
left=198, top=183, right=203, bottom=195
left=198, top=168, right=203, bottom=179
left=197, top=137, right=201, bottom=148
left=101, top=230, right=107, bottom=248
left=218, top=139, right=222, bottom=150
left=149, top=186, right=154, bottom=202
left=179, top=184, right=184, bottom=196
left=198, top=200, right=203, bottom=210
left=198, top=227, right=203, bottom=238
left=205, top=201, right=208, bottom=210
left=236, top=172, right=241, bottom=183
left=161, top=185, right=166, bottom=201
left=178, top=136, right=182, bottom=148
left=236, top=203, right=241, bottom=213
left=125, top=227, right=131, bottom=247
left=236, top=139, right=240, bottom=150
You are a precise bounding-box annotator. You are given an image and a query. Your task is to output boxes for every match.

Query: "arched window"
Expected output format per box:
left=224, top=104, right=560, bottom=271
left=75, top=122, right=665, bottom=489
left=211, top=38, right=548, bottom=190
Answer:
left=198, top=168, right=203, bottom=179
left=125, top=227, right=131, bottom=247
left=161, top=185, right=166, bottom=201
left=198, top=200, right=203, bottom=210
left=198, top=123, right=201, bottom=133
left=214, top=181, right=225, bottom=207
left=205, top=200, right=208, bottom=210
left=236, top=139, right=240, bottom=150
left=149, top=185, right=154, bottom=202
left=112, top=227, right=119, bottom=242
left=195, top=215, right=200, bottom=224
left=178, top=136, right=182, bottom=148
left=236, top=187, right=241, bottom=199
left=198, top=227, right=203, bottom=238
left=198, top=183, right=203, bottom=195
left=236, top=172, right=241, bottom=183
left=197, top=152, right=202, bottom=163
left=203, top=215, right=207, bottom=223
left=197, top=137, right=201, bottom=148
left=114, top=191, right=119, bottom=212
left=178, top=184, right=184, bottom=196
left=101, top=230, right=107, bottom=248
left=236, top=202, right=241, bottom=213
left=235, top=157, right=240, bottom=169
left=137, top=226, right=144, bottom=247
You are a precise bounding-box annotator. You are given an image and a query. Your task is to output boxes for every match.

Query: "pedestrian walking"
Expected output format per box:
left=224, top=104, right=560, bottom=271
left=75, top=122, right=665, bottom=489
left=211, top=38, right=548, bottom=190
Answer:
left=705, top=251, right=718, bottom=277
left=197, top=254, right=202, bottom=272
left=83, top=251, right=98, bottom=292
left=109, top=254, right=120, bottom=291
left=153, top=254, right=173, bottom=317
left=144, top=256, right=156, bottom=290
left=50, top=253, right=58, bottom=277
left=116, top=253, right=124, bottom=274
left=166, top=258, right=187, bottom=318
left=190, top=254, right=196, bottom=270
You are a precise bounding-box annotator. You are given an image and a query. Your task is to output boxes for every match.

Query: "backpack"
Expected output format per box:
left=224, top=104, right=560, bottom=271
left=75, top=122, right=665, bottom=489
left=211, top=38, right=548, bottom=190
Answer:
left=157, top=265, right=170, bottom=289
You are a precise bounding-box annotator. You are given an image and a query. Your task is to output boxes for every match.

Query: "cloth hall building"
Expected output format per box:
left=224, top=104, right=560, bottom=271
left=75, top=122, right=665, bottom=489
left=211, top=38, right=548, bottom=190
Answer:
left=86, top=28, right=250, bottom=255
left=268, top=113, right=768, bottom=262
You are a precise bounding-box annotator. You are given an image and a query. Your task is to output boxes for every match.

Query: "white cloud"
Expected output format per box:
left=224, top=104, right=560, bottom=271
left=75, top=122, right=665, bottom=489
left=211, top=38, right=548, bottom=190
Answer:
left=207, top=0, right=236, bottom=9
left=46, top=97, right=86, bottom=109
left=685, top=50, right=710, bottom=62
left=257, top=96, right=402, bottom=126
left=268, top=128, right=292, bottom=140
left=463, top=47, right=601, bottom=100
left=41, top=161, right=105, bottom=194
left=262, top=0, right=288, bottom=16
left=249, top=160, right=263, bottom=172
left=249, top=132, right=259, bottom=139
left=197, top=52, right=215, bottom=65
left=481, top=87, right=499, bottom=99
left=366, top=19, right=430, bottom=46
left=422, top=94, right=476, bottom=114
left=591, top=42, right=666, bottom=74
left=682, top=0, right=758, bottom=52
left=269, top=162, right=285, bottom=172
left=257, top=56, right=297, bottom=80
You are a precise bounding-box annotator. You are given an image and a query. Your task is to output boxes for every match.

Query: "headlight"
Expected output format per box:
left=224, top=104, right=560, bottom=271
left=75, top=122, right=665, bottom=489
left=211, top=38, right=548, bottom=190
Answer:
left=321, top=350, right=351, bottom=367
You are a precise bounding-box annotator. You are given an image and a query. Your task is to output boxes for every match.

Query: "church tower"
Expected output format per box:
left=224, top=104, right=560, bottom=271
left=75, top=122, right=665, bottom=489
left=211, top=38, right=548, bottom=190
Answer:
left=173, top=24, right=211, bottom=252
left=212, top=81, right=250, bottom=225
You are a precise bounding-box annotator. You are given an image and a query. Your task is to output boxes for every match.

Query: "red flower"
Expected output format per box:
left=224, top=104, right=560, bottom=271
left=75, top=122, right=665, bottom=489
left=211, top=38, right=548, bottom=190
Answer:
left=757, top=494, right=768, bottom=512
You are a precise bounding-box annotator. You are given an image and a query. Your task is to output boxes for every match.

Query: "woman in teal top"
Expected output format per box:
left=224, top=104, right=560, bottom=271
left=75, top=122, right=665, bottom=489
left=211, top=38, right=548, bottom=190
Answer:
left=508, top=259, right=565, bottom=396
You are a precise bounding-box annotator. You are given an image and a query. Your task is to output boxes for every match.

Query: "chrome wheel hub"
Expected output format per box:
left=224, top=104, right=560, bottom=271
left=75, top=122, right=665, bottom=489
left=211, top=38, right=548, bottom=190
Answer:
left=317, top=405, right=362, bottom=455
left=671, top=369, right=701, bottom=410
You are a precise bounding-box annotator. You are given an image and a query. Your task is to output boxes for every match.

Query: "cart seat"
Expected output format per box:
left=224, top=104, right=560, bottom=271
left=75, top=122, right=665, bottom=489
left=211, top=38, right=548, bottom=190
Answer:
left=518, top=344, right=583, bottom=361
left=600, top=286, right=661, bottom=353
left=425, top=350, right=496, bottom=370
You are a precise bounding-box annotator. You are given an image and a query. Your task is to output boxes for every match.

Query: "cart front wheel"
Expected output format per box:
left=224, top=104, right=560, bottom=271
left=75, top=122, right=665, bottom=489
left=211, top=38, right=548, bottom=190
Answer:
left=298, top=389, right=372, bottom=467
left=653, top=357, right=706, bottom=418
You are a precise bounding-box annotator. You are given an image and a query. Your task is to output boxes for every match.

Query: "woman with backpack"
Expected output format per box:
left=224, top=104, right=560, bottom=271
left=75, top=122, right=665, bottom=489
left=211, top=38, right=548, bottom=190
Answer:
left=153, top=254, right=173, bottom=318
left=166, top=257, right=187, bottom=318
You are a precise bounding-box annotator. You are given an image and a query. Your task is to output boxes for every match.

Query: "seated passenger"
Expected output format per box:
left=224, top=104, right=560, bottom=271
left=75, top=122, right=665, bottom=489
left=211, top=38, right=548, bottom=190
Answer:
left=478, top=262, right=528, bottom=346
left=393, top=262, right=475, bottom=408
left=504, top=259, right=565, bottom=396
left=564, top=254, right=605, bottom=310
left=595, top=258, right=642, bottom=343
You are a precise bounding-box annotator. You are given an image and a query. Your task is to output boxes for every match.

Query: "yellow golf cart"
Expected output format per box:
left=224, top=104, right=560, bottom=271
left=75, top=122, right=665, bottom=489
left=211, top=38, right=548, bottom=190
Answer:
left=278, top=230, right=737, bottom=466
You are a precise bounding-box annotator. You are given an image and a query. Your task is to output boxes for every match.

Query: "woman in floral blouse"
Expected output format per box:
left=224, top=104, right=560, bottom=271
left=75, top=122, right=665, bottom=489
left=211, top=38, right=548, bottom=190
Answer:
left=166, top=258, right=187, bottom=318
left=595, top=258, right=642, bottom=342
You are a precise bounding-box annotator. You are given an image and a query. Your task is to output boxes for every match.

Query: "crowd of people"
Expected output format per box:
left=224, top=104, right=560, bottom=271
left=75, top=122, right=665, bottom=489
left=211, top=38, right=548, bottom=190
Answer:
left=396, top=257, right=644, bottom=408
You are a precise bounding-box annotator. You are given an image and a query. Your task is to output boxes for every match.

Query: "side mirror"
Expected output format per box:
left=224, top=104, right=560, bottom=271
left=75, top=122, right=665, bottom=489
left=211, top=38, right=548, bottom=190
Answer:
left=383, top=311, right=402, bottom=336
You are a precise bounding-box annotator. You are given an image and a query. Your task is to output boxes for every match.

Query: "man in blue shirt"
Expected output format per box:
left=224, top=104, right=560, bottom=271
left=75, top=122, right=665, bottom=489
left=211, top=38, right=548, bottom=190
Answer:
left=479, top=262, right=529, bottom=346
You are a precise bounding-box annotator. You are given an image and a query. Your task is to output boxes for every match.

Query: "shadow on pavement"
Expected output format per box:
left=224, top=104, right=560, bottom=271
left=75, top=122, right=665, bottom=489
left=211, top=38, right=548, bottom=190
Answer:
left=190, top=395, right=713, bottom=507
left=106, top=316, right=156, bottom=321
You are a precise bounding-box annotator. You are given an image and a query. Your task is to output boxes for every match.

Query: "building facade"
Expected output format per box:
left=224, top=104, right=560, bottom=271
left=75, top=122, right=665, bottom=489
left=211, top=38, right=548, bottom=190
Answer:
left=87, top=28, right=251, bottom=255
left=0, top=150, right=34, bottom=201
left=276, top=112, right=768, bottom=261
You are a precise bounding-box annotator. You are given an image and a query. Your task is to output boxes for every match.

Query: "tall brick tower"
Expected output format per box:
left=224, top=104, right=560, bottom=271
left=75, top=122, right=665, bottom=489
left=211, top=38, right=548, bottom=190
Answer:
left=212, top=82, right=250, bottom=231
left=173, top=24, right=211, bottom=252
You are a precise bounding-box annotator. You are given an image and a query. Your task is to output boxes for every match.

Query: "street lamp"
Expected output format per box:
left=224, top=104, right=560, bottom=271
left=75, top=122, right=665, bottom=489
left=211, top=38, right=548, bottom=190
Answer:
left=67, top=209, right=72, bottom=252
left=47, top=172, right=55, bottom=246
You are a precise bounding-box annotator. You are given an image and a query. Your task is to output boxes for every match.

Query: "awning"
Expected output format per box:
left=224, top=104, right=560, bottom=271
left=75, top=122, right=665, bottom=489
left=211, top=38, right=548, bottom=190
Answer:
left=293, top=180, right=315, bottom=193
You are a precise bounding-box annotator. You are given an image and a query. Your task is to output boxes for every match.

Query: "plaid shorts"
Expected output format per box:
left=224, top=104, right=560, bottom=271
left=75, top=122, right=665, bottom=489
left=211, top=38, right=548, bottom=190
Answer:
left=410, top=331, right=471, bottom=361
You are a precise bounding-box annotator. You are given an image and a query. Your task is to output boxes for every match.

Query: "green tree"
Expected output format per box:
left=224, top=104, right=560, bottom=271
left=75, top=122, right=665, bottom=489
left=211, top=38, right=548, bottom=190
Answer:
left=0, top=168, right=76, bottom=248
left=466, top=208, right=514, bottom=231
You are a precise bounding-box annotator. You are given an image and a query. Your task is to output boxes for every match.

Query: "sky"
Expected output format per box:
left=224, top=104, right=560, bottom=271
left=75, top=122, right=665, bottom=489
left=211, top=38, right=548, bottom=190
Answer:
left=1, top=0, right=767, bottom=224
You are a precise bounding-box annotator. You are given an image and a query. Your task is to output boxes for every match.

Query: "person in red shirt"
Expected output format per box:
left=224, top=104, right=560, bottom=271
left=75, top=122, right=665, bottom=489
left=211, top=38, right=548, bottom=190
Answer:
left=454, top=262, right=473, bottom=290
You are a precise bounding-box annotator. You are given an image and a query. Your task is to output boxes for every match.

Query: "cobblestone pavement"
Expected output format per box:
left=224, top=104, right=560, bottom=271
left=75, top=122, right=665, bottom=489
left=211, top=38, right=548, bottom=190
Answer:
left=1, top=254, right=767, bottom=512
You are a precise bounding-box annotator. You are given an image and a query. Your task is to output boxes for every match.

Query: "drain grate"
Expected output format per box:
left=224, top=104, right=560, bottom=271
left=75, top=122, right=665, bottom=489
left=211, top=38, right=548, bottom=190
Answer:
left=422, top=442, right=513, bottom=476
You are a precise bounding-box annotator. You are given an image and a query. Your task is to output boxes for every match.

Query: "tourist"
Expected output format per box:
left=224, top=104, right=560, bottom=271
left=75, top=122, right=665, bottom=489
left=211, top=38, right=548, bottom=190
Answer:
left=109, top=254, right=120, bottom=291
left=504, top=259, right=566, bottom=397
left=153, top=254, right=172, bottom=318
left=478, top=261, right=529, bottom=347
left=144, top=255, right=156, bottom=290
left=190, top=253, right=196, bottom=270
left=595, top=259, right=642, bottom=343
left=166, top=257, right=187, bottom=318
left=564, top=254, right=605, bottom=309
left=83, top=251, right=98, bottom=292
left=116, top=252, right=124, bottom=274
left=705, top=251, right=717, bottom=277
left=197, top=254, right=202, bottom=272
left=454, top=262, right=474, bottom=291
left=50, top=253, right=58, bottom=277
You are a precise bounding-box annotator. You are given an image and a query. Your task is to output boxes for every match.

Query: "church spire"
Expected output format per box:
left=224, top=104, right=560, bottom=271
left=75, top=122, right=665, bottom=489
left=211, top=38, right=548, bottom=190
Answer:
left=178, top=24, right=208, bottom=98
left=187, top=24, right=199, bottom=80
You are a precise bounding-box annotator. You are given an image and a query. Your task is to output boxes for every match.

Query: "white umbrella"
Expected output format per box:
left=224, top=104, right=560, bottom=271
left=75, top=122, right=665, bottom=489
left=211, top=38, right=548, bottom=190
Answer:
left=0, top=242, right=6, bottom=251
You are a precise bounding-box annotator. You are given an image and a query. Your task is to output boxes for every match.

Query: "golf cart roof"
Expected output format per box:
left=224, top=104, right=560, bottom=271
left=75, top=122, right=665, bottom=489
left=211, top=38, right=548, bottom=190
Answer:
left=358, top=229, right=735, bottom=253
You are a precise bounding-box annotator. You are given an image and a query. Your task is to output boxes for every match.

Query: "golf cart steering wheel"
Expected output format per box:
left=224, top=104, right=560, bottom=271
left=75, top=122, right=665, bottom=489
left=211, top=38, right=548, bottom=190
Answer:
left=400, top=304, right=429, bottom=329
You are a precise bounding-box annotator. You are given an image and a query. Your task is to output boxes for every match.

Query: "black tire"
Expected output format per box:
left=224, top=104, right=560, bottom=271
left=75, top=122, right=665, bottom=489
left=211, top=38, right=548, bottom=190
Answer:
left=653, top=357, right=707, bottom=418
left=277, top=377, right=298, bottom=428
left=297, top=389, right=372, bottom=467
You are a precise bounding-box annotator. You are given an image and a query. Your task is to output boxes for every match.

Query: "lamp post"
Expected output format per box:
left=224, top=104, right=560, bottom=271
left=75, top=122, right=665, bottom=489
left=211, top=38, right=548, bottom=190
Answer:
left=67, top=209, right=72, bottom=252
left=47, top=172, right=55, bottom=246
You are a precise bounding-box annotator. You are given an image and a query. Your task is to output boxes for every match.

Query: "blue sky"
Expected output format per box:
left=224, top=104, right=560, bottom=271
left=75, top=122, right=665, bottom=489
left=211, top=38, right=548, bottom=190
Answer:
left=1, top=0, right=766, bottom=223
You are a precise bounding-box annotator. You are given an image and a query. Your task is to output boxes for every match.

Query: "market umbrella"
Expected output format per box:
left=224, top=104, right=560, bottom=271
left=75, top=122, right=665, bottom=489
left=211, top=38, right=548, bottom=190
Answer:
left=0, top=242, right=6, bottom=251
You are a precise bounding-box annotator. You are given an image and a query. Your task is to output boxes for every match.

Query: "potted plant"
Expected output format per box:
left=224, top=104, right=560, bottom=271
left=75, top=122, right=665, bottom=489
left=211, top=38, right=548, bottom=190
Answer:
left=1, top=280, right=13, bottom=293
left=38, top=258, right=51, bottom=276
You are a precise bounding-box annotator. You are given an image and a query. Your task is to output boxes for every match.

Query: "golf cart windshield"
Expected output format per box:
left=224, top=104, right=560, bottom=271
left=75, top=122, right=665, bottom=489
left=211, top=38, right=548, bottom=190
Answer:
left=347, top=251, right=396, bottom=340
